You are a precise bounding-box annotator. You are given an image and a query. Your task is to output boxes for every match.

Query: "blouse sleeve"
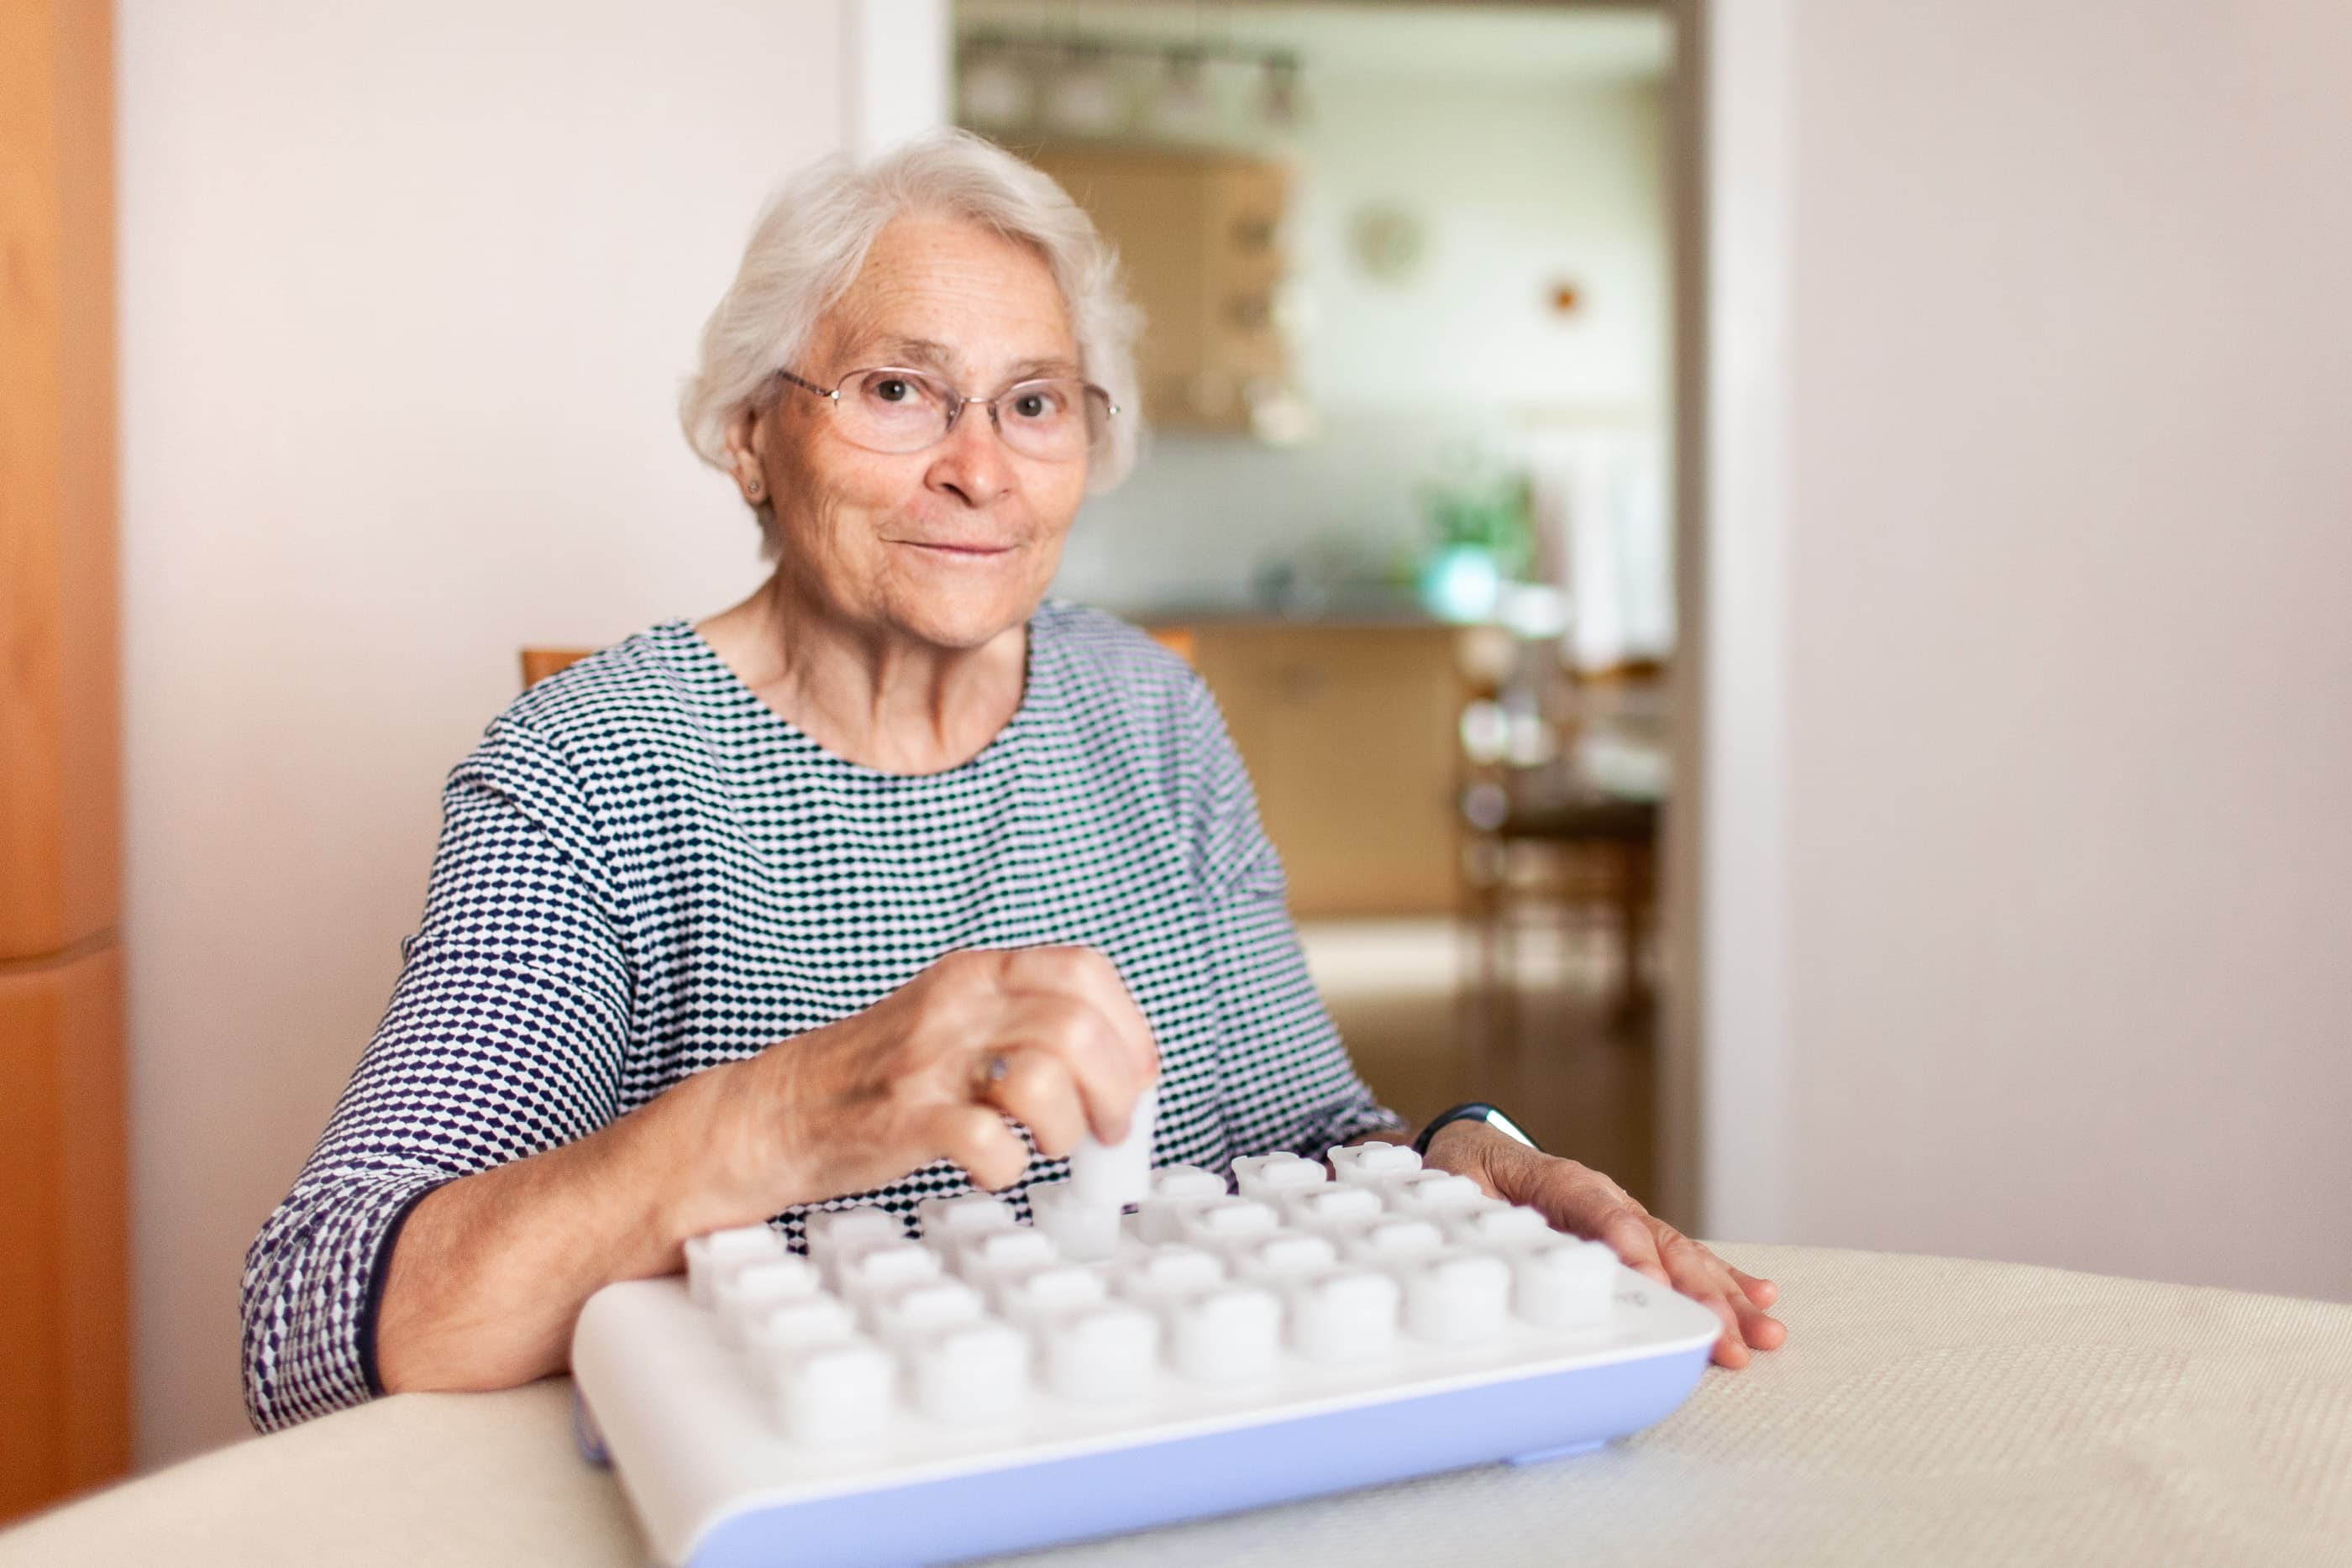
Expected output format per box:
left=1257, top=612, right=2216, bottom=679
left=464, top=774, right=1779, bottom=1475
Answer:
left=239, top=720, right=634, bottom=1431
left=1179, top=674, right=1406, bottom=1160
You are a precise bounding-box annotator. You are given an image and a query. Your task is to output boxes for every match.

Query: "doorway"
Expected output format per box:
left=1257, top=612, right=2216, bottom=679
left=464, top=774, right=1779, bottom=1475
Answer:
left=949, top=0, right=1698, bottom=1220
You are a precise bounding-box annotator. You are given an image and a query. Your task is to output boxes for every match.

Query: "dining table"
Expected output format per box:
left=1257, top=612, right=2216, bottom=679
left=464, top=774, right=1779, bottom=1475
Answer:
left=4, top=1243, right=2347, bottom=1566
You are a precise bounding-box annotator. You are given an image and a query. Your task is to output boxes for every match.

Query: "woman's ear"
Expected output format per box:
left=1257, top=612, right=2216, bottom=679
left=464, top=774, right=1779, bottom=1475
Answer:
left=723, top=406, right=766, bottom=505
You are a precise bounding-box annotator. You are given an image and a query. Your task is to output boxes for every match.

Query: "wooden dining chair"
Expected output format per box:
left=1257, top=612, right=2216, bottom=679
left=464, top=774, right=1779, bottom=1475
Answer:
left=519, top=648, right=596, bottom=689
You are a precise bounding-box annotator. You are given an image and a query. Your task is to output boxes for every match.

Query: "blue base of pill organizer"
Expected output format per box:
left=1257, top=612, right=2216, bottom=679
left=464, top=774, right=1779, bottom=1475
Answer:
left=605, top=1345, right=1707, bottom=1568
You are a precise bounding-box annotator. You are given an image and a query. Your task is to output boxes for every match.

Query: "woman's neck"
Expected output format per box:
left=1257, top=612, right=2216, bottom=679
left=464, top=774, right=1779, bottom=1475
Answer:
left=697, top=571, right=1030, bottom=776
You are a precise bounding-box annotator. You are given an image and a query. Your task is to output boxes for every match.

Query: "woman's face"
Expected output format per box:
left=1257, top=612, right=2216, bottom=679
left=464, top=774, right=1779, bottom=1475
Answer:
left=731, top=213, right=1091, bottom=653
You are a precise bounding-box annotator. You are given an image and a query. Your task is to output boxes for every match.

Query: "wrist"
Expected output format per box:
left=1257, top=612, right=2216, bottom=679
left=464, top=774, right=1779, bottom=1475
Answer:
left=1423, top=1116, right=1510, bottom=1172
left=624, top=1056, right=795, bottom=1250
left=1421, top=1117, right=1542, bottom=1198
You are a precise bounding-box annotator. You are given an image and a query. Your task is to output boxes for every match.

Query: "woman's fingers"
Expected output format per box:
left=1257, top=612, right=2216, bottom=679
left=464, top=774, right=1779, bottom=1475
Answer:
left=1698, top=1255, right=1784, bottom=1344
left=1656, top=1233, right=1749, bottom=1365
left=1478, top=1144, right=1786, bottom=1371
left=996, top=947, right=1161, bottom=1095
left=1729, top=1265, right=1779, bottom=1308
left=1664, top=1241, right=1785, bottom=1363
left=1736, top=1301, right=1788, bottom=1351
left=977, top=1046, right=1087, bottom=1158
left=1599, top=1207, right=1672, bottom=1287
left=919, top=1102, right=1032, bottom=1192
left=985, top=991, right=1149, bottom=1145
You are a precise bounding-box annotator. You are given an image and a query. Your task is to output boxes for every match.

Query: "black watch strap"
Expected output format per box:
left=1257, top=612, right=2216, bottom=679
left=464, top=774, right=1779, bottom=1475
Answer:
left=1412, top=1101, right=1541, bottom=1158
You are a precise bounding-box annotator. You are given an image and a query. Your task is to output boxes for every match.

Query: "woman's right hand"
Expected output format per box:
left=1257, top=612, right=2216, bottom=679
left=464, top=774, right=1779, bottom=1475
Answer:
left=376, top=946, right=1155, bottom=1395
left=685, top=945, right=1161, bottom=1229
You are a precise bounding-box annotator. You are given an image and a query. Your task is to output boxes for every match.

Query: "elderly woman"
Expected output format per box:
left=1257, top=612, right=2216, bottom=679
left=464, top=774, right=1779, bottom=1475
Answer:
left=240, top=131, right=1782, bottom=1429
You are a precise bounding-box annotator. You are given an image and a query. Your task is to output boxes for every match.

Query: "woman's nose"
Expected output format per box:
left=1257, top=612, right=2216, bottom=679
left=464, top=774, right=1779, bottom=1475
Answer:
left=926, top=401, right=1016, bottom=505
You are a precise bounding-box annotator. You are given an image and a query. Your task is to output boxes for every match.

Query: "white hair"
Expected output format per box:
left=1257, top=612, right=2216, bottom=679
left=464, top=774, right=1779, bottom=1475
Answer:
left=680, top=129, right=1143, bottom=538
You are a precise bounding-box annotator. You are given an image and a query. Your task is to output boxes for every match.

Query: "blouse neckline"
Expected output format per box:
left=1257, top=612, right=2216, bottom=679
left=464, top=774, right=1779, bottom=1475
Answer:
left=656, top=615, right=1043, bottom=784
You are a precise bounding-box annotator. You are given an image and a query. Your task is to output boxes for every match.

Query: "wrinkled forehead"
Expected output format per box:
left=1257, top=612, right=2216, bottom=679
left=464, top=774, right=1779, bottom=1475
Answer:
left=812, top=213, right=1079, bottom=385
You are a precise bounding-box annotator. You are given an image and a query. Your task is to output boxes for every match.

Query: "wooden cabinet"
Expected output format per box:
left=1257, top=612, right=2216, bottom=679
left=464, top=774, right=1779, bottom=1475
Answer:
left=1027, top=146, right=1289, bottom=433
left=1179, top=624, right=1465, bottom=919
left=0, top=948, right=129, bottom=1516
left=2, top=0, right=130, bottom=1521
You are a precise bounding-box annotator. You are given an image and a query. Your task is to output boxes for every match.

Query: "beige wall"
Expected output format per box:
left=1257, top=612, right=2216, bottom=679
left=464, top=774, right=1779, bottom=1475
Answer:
left=1699, top=0, right=2352, bottom=1300
left=116, top=1, right=874, bottom=1465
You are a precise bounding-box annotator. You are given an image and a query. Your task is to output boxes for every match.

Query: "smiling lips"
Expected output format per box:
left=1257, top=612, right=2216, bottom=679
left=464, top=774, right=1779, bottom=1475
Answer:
left=898, top=538, right=1017, bottom=557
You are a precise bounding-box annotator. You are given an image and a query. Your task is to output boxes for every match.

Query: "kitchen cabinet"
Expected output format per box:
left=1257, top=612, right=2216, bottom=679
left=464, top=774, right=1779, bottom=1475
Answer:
left=1, top=0, right=130, bottom=1520
left=1027, top=146, right=1290, bottom=434
left=1172, top=623, right=1464, bottom=918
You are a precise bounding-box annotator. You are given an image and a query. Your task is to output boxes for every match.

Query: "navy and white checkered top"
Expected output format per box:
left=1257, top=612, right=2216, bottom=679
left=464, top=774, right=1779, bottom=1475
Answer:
left=240, top=602, right=1401, bottom=1430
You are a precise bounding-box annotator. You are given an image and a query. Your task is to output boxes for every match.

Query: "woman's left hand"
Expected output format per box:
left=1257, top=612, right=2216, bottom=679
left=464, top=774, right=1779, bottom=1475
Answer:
left=1422, top=1121, right=1787, bottom=1369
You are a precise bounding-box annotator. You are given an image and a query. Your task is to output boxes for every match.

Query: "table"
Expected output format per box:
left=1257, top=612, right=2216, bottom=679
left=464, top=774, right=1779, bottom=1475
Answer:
left=7, top=1245, right=2349, bottom=1567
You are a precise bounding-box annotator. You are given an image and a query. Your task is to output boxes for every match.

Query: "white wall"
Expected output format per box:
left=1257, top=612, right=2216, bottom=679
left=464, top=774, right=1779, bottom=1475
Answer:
left=1296, top=75, right=1667, bottom=417
left=1700, top=0, right=2352, bottom=1301
left=1052, top=71, right=1671, bottom=638
left=116, top=0, right=892, bottom=1466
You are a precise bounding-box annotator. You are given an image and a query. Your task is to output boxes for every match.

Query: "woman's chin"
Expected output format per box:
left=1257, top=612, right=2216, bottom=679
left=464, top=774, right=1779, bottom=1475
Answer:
left=885, top=592, right=1042, bottom=654
left=872, top=556, right=1054, bottom=652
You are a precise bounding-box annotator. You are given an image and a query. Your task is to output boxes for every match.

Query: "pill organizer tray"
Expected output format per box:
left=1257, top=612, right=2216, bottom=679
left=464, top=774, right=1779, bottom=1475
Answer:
left=572, top=1229, right=1719, bottom=1567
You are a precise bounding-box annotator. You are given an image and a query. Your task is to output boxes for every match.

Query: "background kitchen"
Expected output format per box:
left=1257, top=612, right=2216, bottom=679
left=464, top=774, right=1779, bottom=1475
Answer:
left=956, top=0, right=1677, bottom=1194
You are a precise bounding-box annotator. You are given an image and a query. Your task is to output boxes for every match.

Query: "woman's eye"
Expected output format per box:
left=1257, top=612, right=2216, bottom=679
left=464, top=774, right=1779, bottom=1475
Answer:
left=874, top=378, right=912, bottom=403
left=1012, top=389, right=1061, bottom=420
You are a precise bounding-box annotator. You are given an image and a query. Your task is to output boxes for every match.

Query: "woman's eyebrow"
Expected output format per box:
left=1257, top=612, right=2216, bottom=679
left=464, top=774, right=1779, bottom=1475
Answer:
left=855, top=337, right=1079, bottom=384
left=1003, top=355, right=1082, bottom=381
left=868, top=336, right=957, bottom=372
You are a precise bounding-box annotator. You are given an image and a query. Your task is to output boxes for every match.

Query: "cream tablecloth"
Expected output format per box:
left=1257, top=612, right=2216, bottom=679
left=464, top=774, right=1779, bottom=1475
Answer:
left=8, top=1245, right=2349, bottom=1567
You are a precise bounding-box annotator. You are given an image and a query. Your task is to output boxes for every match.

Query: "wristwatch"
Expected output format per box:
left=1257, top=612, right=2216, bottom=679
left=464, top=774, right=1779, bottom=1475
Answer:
left=1412, top=1101, right=1541, bottom=1158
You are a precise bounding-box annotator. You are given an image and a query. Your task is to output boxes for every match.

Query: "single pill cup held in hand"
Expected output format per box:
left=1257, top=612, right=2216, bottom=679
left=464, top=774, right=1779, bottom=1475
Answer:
left=1069, top=1083, right=1160, bottom=1209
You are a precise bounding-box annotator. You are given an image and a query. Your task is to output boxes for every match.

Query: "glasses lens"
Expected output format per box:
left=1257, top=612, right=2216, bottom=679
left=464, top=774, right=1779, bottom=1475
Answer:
left=995, top=380, right=1110, bottom=462
left=836, top=369, right=952, bottom=453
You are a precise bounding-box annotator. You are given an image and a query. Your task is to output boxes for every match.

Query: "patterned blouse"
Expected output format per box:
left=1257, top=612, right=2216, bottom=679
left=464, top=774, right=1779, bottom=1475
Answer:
left=239, top=603, right=1400, bottom=1429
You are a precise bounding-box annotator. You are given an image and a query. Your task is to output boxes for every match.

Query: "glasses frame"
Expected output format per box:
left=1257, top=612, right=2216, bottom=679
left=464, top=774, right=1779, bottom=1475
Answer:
left=774, top=365, right=1119, bottom=460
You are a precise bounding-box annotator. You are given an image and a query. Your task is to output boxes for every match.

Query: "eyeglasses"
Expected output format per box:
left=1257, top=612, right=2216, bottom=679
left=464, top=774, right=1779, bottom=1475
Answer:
left=776, top=366, right=1118, bottom=463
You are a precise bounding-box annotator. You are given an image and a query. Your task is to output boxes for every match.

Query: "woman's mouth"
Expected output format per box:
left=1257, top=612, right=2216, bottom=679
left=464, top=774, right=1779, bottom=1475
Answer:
left=898, top=539, right=1016, bottom=558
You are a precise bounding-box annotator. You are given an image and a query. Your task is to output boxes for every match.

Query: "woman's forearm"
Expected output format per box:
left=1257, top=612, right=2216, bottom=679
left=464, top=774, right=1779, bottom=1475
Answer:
left=373, top=1059, right=749, bottom=1393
